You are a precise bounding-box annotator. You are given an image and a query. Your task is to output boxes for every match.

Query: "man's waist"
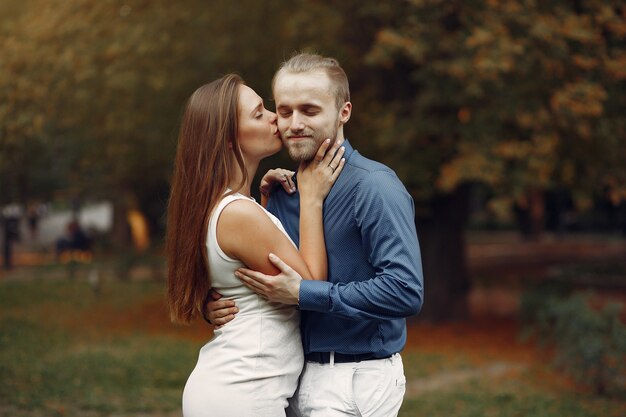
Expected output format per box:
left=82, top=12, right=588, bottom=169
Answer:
left=305, top=351, right=392, bottom=364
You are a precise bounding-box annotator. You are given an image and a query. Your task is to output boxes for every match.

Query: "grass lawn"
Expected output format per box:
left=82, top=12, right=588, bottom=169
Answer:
left=0, top=267, right=201, bottom=417
left=1, top=266, right=625, bottom=416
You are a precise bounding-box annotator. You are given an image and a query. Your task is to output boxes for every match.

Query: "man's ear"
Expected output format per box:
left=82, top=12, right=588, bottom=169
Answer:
left=338, top=102, right=352, bottom=125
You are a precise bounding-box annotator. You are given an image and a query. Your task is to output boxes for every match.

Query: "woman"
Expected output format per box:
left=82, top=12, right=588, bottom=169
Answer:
left=166, top=74, right=345, bottom=417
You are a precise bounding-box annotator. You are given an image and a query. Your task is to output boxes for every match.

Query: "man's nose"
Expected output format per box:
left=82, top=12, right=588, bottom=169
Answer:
left=290, top=113, right=304, bottom=131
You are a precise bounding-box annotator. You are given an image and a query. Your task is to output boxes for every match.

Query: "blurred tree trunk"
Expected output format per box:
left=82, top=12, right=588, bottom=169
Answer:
left=416, top=186, right=471, bottom=321
left=514, top=188, right=546, bottom=240
left=528, top=189, right=546, bottom=240
left=111, top=194, right=135, bottom=281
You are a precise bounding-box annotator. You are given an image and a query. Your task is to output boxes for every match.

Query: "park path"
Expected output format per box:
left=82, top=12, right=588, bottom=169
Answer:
left=3, top=199, right=626, bottom=269
left=5, top=223, right=626, bottom=270
left=467, top=231, right=626, bottom=273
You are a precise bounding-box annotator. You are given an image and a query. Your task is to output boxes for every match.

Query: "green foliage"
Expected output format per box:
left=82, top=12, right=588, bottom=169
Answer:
left=3, top=1, right=621, bottom=201
left=361, top=0, right=626, bottom=212
left=554, top=297, right=626, bottom=396
left=3, top=0, right=624, bottom=216
left=521, top=287, right=626, bottom=396
left=0, top=0, right=210, bottom=211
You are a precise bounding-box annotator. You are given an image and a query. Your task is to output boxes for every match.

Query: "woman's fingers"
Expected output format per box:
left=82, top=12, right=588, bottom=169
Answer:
left=280, top=170, right=296, bottom=193
left=328, top=146, right=345, bottom=171
left=320, top=138, right=343, bottom=166
left=313, top=139, right=331, bottom=164
left=297, top=139, right=345, bottom=196
left=261, top=168, right=296, bottom=195
left=330, top=157, right=346, bottom=180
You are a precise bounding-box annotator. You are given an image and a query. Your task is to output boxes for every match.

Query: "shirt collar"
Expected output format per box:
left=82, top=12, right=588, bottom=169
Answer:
left=342, top=138, right=355, bottom=161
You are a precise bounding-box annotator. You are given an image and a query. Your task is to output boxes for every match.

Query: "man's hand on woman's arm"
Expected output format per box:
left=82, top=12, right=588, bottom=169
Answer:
left=235, top=253, right=302, bottom=305
left=206, top=251, right=303, bottom=328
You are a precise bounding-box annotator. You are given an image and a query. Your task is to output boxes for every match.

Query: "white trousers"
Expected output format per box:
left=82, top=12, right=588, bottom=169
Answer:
left=287, top=353, right=406, bottom=417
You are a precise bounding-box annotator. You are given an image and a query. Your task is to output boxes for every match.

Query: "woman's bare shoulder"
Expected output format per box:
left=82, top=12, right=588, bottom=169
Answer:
left=217, top=198, right=278, bottom=240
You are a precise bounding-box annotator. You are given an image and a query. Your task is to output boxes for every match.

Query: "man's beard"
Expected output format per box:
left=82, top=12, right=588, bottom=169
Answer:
left=283, top=124, right=339, bottom=162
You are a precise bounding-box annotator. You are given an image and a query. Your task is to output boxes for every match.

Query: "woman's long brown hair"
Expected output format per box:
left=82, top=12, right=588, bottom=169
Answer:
left=166, top=74, right=247, bottom=324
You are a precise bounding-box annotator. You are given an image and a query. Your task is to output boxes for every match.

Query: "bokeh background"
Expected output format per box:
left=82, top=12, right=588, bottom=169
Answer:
left=1, top=1, right=625, bottom=416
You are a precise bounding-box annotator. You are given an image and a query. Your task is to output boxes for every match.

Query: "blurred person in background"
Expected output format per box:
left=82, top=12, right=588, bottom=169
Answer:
left=1, top=203, right=22, bottom=270
left=55, top=217, right=92, bottom=261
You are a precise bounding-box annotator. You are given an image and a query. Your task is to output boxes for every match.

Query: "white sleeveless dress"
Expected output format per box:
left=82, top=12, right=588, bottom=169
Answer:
left=182, top=193, right=303, bottom=417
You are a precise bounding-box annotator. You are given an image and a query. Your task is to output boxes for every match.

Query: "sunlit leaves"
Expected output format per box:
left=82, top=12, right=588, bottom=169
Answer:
left=1, top=0, right=624, bottom=214
left=551, top=82, right=608, bottom=118
left=363, top=0, right=626, bottom=208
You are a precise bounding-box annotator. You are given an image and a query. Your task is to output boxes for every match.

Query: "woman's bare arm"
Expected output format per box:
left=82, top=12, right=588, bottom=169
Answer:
left=296, top=139, right=345, bottom=280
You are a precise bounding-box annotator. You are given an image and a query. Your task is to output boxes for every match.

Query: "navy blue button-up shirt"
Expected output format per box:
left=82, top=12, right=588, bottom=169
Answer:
left=266, top=140, right=424, bottom=357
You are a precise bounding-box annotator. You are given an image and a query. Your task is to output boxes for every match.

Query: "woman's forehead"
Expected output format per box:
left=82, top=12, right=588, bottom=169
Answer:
left=239, top=85, right=263, bottom=111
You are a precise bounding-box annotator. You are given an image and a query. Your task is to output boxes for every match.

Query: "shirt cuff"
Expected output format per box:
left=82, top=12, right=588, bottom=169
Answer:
left=299, top=280, right=332, bottom=312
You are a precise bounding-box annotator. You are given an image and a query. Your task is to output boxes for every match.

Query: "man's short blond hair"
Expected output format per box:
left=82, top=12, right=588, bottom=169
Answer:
left=272, top=52, right=350, bottom=110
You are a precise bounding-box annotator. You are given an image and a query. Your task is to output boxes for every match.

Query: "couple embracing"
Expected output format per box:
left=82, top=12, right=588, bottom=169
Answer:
left=166, top=53, right=424, bottom=417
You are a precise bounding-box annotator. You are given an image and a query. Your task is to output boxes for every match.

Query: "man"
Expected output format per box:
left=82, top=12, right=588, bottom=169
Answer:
left=208, top=53, right=423, bottom=416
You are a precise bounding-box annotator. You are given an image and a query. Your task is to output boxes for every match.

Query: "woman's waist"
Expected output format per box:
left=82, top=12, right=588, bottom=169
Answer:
left=220, top=308, right=300, bottom=325
left=215, top=292, right=299, bottom=315
left=204, top=317, right=302, bottom=357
